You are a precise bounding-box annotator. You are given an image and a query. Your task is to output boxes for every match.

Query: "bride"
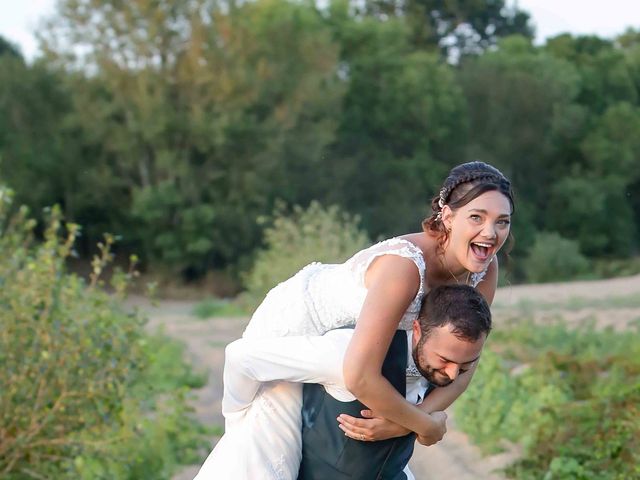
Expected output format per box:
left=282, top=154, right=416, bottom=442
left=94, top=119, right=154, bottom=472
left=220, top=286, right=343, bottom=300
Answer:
left=195, top=161, right=514, bottom=479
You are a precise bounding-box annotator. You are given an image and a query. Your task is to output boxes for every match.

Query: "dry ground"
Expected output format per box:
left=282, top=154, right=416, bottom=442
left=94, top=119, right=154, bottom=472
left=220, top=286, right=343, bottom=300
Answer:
left=130, top=273, right=640, bottom=480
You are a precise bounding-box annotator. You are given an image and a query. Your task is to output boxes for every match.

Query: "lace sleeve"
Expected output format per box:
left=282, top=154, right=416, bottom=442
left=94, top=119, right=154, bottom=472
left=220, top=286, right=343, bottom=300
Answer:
left=345, top=238, right=426, bottom=297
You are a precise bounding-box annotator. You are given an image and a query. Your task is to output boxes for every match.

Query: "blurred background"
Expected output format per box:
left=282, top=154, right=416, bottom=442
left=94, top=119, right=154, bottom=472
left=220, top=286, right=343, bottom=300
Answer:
left=1, top=1, right=639, bottom=479
left=2, top=0, right=640, bottom=290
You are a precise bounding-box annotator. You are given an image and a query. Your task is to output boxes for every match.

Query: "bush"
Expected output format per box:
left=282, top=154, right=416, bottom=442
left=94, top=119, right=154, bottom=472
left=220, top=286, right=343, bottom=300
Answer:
left=191, top=298, right=247, bottom=319
left=592, top=256, right=640, bottom=279
left=524, top=231, right=590, bottom=283
left=454, top=318, right=640, bottom=479
left=0, top=188, right=207, bottom=479
left=241, top=201, right=369, bottom=308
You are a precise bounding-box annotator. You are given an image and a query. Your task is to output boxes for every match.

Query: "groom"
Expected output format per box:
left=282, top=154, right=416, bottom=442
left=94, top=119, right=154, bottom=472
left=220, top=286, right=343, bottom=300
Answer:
left=297, top=284, right=491, bottom=479
left=219, top=284, right=491, bottom=479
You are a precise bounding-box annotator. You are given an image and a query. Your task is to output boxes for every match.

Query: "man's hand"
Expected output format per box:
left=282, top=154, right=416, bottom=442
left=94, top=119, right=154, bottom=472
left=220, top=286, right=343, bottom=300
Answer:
left=416, top=411, right=447, bottom=446
left=337, top=409, right=411, bottom=441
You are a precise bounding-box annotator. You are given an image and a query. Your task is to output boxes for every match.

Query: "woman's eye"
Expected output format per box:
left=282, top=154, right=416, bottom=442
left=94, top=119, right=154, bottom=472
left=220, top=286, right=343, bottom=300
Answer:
left=469, top=215, right=482, bottom=222
left=497, top=219, right=511, bottom=226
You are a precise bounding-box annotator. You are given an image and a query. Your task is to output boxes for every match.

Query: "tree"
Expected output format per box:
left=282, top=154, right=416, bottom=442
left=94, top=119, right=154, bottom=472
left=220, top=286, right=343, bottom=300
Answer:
left=458, top=35, right=582, bottom=254
left=0, top=35, right=22, bottom=59
left=546, top=34, right=638, bottom=114
left=360, top=0, right=533, bottom=58
left=38, top=0, right=344, bottom=275
left=323, top=13, right=468, bottom=236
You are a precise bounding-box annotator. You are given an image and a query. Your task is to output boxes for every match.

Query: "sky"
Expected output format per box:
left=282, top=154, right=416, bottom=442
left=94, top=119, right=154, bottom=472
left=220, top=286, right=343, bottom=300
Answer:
left=1, top=0, right=639, bottom=61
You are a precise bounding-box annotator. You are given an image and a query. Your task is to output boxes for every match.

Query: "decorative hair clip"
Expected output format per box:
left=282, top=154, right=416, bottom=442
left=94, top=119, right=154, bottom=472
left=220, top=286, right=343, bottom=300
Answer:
left=435, top=187, right=448, bottom=221
left=436, top=187, right=447, bottom=216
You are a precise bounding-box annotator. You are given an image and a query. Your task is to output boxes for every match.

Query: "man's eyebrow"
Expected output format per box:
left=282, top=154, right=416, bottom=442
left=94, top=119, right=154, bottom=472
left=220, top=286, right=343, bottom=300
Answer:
left=468, top=208, right=511, bottom=217
left=438, top=353, right=481, bottom=365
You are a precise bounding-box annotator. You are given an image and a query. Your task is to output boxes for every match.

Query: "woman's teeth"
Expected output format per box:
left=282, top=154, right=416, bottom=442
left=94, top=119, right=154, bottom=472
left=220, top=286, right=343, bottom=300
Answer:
left=470, top=242, right=492, bottom=259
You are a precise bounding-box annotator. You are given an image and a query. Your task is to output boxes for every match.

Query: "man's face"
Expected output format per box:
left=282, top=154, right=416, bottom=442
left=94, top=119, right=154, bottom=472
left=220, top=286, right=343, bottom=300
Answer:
left=412, top=322, right=486, bottom=387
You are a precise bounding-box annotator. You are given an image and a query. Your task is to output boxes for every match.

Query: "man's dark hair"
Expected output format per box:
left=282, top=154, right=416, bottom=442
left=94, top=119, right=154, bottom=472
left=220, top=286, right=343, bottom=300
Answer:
left=418, top=284, right=491, bottom=341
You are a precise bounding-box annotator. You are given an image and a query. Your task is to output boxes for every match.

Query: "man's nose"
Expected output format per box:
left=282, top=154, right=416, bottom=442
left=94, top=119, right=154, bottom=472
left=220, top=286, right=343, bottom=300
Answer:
left=444, top=363, right=460, bottom=381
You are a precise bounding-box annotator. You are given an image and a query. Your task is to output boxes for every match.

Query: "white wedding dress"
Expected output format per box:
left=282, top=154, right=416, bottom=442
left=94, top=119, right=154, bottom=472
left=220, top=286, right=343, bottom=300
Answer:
left=194, top=238, right=485, bottom=479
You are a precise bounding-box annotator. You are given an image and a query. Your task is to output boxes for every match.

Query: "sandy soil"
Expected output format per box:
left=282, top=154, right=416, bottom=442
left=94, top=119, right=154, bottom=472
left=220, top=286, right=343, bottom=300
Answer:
left=131, top=272, right=640, bottom=480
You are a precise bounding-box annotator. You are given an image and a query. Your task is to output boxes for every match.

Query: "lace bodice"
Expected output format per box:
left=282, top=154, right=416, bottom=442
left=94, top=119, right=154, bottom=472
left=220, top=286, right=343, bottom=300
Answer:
left=244, top=237, right=486, bottom=339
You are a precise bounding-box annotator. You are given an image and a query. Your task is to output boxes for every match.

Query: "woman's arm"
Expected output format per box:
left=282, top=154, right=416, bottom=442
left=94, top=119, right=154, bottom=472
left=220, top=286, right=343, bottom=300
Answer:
left=414, top=256, right=499, bottom=411
left=339, top=257, right=499, bottom=441
left=343, top=254, right=446, bottom=441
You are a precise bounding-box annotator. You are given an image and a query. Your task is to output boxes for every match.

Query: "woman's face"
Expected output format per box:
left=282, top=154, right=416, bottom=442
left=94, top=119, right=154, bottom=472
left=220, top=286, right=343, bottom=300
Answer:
left=442, top=190, right=512, bottom=273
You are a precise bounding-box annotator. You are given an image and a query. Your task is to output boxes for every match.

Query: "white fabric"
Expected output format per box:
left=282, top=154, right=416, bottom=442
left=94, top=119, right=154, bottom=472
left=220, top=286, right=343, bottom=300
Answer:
left=220, top=329, right=427, bottom=411
left=242, top=238, right=427, bottom=339
left=195, top=329, right=427, bottom=479
left=195, top=237, right=484, bottom=479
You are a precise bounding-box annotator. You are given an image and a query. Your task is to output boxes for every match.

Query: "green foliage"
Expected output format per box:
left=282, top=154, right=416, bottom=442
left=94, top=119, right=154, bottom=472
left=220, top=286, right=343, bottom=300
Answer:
left=592, top=256, right=640, bottom=278
left=138, top=332, right=208, bottom=391
left=31, top=0, right=343, bottom=274
left=326, top=14, right=468, bottom=235
left=363, top=0, right=533, bottom=56
left=0, top=35, right=22, bottom=59
left=455, top=319, right=640, bottom=479
left=3, top=3, right=640, bottom=279
left=523, top=232, right=590, bottom=283
left=0, top=189, right=207, bottom=478
left=242, top=201, right=369, bottom=308
left=131, top=183, right=218, bottom=274
left=458, top=35, right=584, bottom=261
left=191, top=298, right=247, bottom=319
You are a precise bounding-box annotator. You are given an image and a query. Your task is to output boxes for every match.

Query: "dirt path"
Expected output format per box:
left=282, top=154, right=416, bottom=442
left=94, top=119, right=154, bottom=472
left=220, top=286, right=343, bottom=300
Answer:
left=130, top=273, right=640, bottom=480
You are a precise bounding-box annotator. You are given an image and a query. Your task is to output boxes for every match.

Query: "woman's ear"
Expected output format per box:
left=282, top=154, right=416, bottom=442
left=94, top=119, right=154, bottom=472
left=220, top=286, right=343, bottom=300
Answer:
left=441, top=205, right=453, bottom=231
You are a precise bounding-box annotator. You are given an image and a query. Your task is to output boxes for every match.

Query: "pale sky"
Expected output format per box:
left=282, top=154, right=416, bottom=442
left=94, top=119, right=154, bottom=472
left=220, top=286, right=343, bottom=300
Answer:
left=1, top=0, right=639, bottom=61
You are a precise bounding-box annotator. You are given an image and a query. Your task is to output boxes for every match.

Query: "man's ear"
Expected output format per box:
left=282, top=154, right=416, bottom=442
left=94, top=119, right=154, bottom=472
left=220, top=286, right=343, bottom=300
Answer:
left=412, top=320, right=421, bottom=346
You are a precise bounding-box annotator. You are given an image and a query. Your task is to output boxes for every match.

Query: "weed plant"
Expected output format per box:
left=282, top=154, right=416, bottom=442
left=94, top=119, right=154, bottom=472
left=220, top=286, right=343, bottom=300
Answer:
left=241, top=201, right=369, bottom=309
left=455, top=318, right=640, bottom=479
left=0, top=189, right=208, bottom=479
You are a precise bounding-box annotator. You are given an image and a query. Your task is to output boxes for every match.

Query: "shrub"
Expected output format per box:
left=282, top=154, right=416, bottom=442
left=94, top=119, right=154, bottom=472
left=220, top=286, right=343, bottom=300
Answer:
left=241, top=201, right=369, bottom=308
left=524, top=231, right=590, bottom=283
left=455, top=318, right=640, bottom=479
left=592, top=256, right=640, bottom=279
left=0, top=188, right=207, bottom=479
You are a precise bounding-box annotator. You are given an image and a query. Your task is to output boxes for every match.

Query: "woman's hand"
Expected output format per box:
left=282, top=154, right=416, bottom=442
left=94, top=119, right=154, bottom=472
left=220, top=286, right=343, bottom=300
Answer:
left=336, top=409, right=448, bottom=444
left=337, top=409, right=411, bottom=441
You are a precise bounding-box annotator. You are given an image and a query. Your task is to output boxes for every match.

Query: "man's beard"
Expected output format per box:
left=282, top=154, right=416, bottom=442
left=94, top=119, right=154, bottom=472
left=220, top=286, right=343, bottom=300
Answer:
left=412, top=337, right=453, bottom=388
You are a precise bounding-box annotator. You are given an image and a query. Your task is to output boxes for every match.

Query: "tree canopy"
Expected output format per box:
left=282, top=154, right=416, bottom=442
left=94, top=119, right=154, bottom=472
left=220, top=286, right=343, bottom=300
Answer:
left=2, top=1, right=639, bottom=281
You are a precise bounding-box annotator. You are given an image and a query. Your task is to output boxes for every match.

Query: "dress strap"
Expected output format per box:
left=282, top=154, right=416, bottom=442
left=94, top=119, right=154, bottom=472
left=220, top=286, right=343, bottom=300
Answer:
left=345, top=238, right=426, bottom=300
left=470, top=270, right=487, bottom=287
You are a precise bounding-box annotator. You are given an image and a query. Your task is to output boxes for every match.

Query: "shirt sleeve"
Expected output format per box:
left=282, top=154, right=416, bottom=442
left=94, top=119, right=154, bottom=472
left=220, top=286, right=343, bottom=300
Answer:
left=221, top=330, right=355, bottom=416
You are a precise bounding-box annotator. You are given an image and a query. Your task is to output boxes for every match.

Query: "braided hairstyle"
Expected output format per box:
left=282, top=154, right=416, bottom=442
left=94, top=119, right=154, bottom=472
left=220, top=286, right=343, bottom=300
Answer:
left=423, top=161, right=515, bottom=254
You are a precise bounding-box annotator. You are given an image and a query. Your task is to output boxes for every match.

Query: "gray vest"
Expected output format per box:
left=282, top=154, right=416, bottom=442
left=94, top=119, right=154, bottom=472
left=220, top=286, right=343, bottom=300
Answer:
left=298, top=330, right=416, bottom=480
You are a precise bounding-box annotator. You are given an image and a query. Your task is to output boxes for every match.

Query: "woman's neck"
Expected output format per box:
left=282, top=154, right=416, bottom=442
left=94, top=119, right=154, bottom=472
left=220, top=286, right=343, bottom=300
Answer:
left=422, top=235, right=468, bottom=286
